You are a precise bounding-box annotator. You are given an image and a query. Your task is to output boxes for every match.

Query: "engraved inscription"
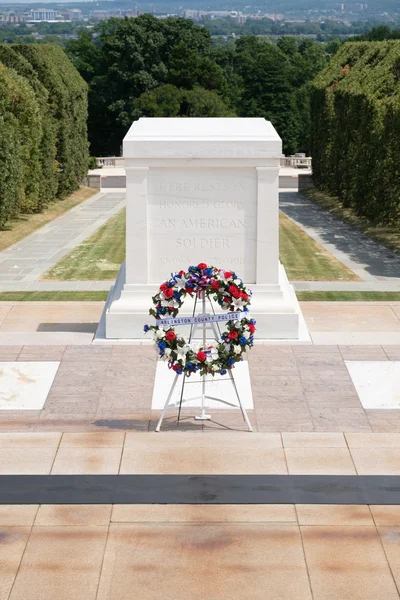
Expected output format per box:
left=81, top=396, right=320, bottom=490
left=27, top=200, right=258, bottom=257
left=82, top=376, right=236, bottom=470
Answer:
left=159, top=182, right=245, bottom=193
left=160, top=219, right=245, bottom=229
left=147, top=168, right=257, bottom=283
left=176, top=238, right=230, bottom=248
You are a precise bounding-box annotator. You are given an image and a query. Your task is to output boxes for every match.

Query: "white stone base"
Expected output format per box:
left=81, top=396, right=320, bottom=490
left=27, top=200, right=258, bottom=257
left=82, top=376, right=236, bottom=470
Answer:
left=152, top=360, right=253, bottom=410
left=346, top=361, right=400, bottom=409
left=0, top=362, right=60, bottom=410
left=103, top=262, right=310, bottom=341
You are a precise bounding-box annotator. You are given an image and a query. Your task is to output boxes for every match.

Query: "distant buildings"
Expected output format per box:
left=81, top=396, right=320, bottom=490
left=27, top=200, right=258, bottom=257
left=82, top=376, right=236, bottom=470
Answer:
left=29, top=8, right=60, bottom=21
left=0, top=10, right=24, bottom=23
left=183, top=9, right=247, bottom=22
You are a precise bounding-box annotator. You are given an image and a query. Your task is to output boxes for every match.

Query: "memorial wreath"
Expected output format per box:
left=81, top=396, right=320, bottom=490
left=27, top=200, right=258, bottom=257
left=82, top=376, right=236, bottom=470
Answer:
left=144, top=263, right=256, bottom=376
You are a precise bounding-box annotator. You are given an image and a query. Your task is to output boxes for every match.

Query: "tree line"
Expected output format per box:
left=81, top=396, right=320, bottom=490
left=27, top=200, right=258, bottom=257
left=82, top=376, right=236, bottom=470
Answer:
left=66, top=15, right=328, bottom=156
left=0, top=44, right=88, bottom=228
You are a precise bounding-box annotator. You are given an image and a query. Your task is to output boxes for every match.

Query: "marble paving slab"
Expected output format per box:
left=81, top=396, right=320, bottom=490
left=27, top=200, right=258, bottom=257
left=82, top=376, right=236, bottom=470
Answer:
left=345, top=361, right=400, bottom=409
left=0, top=361, right=60, bottom=410
left=151, top=360, right=254, bottom=410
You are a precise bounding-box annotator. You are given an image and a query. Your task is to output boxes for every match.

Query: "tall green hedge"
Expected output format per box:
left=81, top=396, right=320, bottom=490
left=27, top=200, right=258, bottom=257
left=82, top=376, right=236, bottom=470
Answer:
left=0, top=46, right=57, bottom=210
left=0, top=45, right=88, bottom=228
left=310, top=41, right=400, bottom=225
left=13, top=44, right=89, bottom=198
left=0, top=62, right=42, bottom=224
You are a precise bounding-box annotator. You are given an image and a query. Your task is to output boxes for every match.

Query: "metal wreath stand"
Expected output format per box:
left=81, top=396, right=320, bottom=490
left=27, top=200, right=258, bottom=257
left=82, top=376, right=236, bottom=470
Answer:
left=155, top=289, right=253, bottom=432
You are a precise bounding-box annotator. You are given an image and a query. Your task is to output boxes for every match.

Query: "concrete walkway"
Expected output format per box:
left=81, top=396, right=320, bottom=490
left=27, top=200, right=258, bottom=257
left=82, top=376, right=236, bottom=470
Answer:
left=0, top=192, right=125, bottom=286
left=280, top=191, right=400, bottom=282
left=1, top=189, right=400, bottom=293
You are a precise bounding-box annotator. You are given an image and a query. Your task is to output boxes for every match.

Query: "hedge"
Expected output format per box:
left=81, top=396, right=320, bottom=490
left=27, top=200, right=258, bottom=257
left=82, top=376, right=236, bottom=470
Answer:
left=0, top=62, right=42, bottom=224
left=0, top=46, right=57, bottom=210
left=310, top=41, right=400, bottom=225
left=0, top=45, right=88, bottom=228
left=13, top=44, right=89, bottom=198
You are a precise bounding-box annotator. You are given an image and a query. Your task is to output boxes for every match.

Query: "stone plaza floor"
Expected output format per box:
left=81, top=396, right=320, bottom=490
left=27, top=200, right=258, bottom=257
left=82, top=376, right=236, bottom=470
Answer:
left=0, top=343, right=400, bottom=434
left=1, top=306, right=400, bottom=599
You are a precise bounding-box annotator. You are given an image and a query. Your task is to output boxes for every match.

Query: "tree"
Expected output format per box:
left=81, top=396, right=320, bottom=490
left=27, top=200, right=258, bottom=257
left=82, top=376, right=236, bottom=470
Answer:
left=131, top=84, right=234, bottom=119
left=68, top=15, right=227, bottom=155
left=234, top=37, right=301, bottom=154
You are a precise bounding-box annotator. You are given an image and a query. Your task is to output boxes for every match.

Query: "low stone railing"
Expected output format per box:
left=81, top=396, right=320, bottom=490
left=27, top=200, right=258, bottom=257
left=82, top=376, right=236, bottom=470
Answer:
left=96, top=157, right=125, bottom=167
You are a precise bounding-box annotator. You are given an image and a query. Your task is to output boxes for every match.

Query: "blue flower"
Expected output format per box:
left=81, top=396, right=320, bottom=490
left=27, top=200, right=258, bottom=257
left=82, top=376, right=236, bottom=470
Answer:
left=188, top=266, right=197, bottom=273
left=143, top=324, right=150, bottom=333
left=205, top=268, right=213, bottom=276
left=228, top=357, right=235, bottom=366
left=158, top=341, right=167, bottom=350
left=173, top=291, right=180, bottom=299
left=187, top=361, right=195, bottom=370
left=249, top=318, right=256, bottom=325
left=243, top=306, right=249, bottom=312
left=239, top=336, right=247, bottom=345
left=176, top=368, right=183, bottom=374
left=220, top=369, right=227, bottom=375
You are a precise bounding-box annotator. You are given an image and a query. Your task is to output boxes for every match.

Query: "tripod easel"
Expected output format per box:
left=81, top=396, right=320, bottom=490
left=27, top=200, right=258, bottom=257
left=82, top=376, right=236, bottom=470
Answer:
left=155, top=291, right=253, bottom=432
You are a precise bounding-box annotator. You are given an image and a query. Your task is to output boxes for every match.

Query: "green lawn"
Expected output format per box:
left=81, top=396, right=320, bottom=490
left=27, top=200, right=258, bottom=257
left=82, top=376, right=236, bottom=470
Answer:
left=297, top=291, right=400, bottom=302
left=0, top=291, right=108, bottom=301
left=43, top=208, right=126, bottom=281
left=1, top=290, right=400, bottom=302
left=42, top=208, right=359, bottom=282
left=279, top=212, right=360, bottom=281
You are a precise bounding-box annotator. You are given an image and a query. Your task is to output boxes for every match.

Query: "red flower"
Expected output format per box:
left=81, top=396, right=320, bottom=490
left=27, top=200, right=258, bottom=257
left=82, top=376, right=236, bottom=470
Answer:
left=160, top=283, right=168, bottom=292
left=228, top=330, right=238, bottom=339
left=211, top=280, right=219, bottom=290
left=241, top=292, right=249, bottom=301
left=172, top=363, right=181, bottom=372
left=228, top=285, right=241, bottom=299
left=165, top=331, right=176, bottom=341
left=248, top=324, right=256, bottom=334
left=178, top=270, right=185, bottom=276
left=164, top=288, right=174, bottom=299
left=197, top=351, right=207, bottom=362
left=198, top=263, right=207, bottom=270
left=224, top=271, right=232, bottom=279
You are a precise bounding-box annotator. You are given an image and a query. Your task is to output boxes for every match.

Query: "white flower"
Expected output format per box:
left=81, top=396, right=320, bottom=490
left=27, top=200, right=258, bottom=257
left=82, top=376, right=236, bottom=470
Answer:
left=234, top=345, right=242, bottom=355
left=177, top=345, right=190, bottom=359
left=156, top=329, right=165, bottom=339
left=224, top=342, right=231, bottom=351
left=206, top=348, right=218, bottom=363
left=234, top=320, right=241, bottom=329
left=164, top=348, right=172, bottom=357
left=242, top=331, right=251, bottom=339
left=233, top=297, right=245, bottom=307
left=212, top=364, right=219, bottom=372
left=175, top=277, right=187, bottom=289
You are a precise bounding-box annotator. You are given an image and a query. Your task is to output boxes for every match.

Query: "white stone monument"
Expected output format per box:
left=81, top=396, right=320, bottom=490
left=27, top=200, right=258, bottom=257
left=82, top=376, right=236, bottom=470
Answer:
left=105, top=117, right=307, bottom=340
